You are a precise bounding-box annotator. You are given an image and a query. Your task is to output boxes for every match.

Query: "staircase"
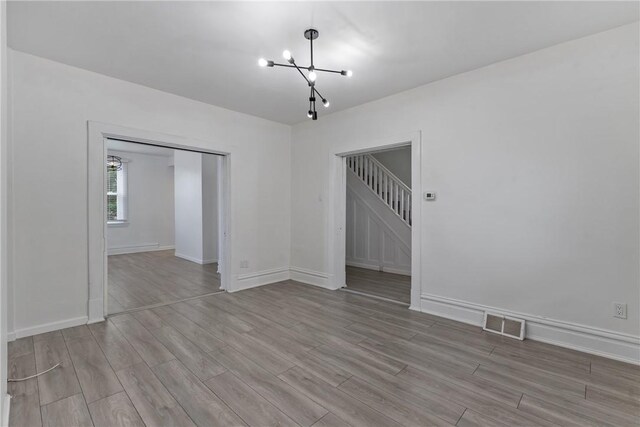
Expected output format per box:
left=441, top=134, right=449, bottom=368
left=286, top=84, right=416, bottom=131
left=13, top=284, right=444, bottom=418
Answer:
left=346, top=154, right=412, bottom=226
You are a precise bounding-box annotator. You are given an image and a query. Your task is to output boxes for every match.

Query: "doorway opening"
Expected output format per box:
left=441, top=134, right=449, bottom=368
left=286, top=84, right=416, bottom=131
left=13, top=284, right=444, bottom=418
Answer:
left=88, top=122, right=232, bottom=323
left=343, top=146, right=412, bottom=305
left=105, top=139, right=225, bottom=315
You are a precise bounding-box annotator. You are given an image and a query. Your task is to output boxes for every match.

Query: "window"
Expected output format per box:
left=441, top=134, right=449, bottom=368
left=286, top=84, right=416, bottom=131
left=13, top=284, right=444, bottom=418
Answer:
left=107, top=162, right=128, bottom=223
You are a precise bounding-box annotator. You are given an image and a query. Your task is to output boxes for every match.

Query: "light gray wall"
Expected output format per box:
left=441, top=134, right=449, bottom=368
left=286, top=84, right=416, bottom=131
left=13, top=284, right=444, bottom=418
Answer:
left=106, top=149, right=175, bottom=253
left=0, top=0, right=8, bottom=413
left=372, top=146, right=412, bottom=187
left=202, top=154, right=219, bottom=263
left=174, top=150, right=205, bottom=263
left=291, top=23, right=639, bottom=350
left=8, top=49, right=291, bottom=337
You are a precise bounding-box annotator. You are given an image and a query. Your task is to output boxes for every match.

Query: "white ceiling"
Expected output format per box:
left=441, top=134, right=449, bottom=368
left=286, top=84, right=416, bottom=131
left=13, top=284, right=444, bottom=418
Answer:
left=7, top=1, right=639, bottom=125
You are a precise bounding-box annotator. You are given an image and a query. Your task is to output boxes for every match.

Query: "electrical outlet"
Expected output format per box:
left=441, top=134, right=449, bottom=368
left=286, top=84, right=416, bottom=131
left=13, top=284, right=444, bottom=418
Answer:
left=240, top=260, right=249, bottom=268
left=613, top=303, right=627, bottom=319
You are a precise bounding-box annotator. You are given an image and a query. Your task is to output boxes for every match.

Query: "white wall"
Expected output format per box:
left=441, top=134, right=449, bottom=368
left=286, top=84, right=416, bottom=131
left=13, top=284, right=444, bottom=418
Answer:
left=9, top=49, right=291, bottom=337
left=174, top=150, right=204, bottom=263
left=0, top=1, right=10, bottom=421
left=291, top=24, right=639, bottom=359
left=107, top=149, right=175, bottom=254
left=372, top=146, right=412, bottom=187
left=202, top=154, right=219, bottom=263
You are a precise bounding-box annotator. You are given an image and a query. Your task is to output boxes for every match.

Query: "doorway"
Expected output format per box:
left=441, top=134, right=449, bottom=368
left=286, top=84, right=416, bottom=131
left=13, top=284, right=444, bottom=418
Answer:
left=343, top=146, right=412, bottom=304
left=328, top=132, right=422, bottom=310
left=87, top=122, right=231, bottom=323
left=105, top=139, right=224, bottom=314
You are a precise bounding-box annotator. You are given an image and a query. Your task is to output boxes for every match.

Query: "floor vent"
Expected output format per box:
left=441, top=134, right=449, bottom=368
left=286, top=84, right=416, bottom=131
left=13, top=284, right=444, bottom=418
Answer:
left=483, top=312, right=525, bottom=340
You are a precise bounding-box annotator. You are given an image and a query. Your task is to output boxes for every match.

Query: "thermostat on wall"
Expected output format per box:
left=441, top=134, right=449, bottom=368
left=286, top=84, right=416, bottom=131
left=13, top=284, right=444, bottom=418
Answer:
left=424, top=192, right=436, bottom=201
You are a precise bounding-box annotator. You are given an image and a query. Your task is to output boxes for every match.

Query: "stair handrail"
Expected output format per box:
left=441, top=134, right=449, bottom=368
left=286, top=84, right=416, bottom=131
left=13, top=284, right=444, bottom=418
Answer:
left=364, top=154, right=411, bottom=193
left=346, top=153, right=412, bottom=226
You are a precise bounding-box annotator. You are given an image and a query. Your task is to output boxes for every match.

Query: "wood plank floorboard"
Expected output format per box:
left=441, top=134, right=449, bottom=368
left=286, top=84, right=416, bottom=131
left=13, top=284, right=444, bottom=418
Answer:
left=107, top=250, right=221, bottom=314
left=345, top=266, right=411, bottom=304
left=9, top=280, right=639, bottom=427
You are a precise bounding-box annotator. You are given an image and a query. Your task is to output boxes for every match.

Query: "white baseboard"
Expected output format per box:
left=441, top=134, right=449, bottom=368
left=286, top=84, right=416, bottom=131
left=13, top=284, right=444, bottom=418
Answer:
left=11, top=316, right=88, bottom=340
left=174, top=253, right=217, bottom=265
left=419, top=293, right=640, bottom=365
left=2, top=394, right=10, bottom=427
left=232, top=267, right=290, bottom=292
left=382, top=266, right=411, bottom=276
left=88, top=298, right=105, bottom=324
left=289, top=267, right=338, bottom=289
left=345, top=260, right=379, bottom=271
left=108, top=244, right=174, bottom=256
left=346, top=261, right=411, bottom=277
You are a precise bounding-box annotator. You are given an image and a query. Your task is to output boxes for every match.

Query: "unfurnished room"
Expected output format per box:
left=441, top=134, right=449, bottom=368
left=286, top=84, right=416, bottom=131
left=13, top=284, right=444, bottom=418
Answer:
left=0, top=2, right=638, bottom=427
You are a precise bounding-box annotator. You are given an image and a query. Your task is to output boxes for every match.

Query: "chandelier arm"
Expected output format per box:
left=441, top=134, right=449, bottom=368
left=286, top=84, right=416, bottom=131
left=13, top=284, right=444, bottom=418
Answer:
left=312, top=86, right=327, bottom=103
left=271, top=63, right=344, bottom=75
left=290, top=59, right=314, bottom=86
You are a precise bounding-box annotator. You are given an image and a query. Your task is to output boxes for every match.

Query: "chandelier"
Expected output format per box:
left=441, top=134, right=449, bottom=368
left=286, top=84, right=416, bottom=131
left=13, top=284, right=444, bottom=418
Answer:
left=107, top=155, right=123, bottom=171
left=258, top=28, right=352, bottom=120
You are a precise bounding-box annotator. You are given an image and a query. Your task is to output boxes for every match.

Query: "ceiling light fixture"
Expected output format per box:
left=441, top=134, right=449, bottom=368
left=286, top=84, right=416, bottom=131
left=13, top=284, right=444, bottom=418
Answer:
left=259, top=28, right=352, bottom=120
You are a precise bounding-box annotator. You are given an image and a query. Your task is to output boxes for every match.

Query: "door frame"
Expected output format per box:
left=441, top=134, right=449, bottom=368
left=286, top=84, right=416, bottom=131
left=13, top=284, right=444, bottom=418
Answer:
left=327, top=131, right=422, bottom=310
left=87, top=121, right=231, bottom=323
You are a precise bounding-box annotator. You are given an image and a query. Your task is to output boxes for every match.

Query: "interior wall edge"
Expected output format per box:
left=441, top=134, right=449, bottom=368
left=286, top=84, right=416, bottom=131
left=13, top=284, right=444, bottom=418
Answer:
left=9, top=315, right=88, bottom=341
left=419, top=293, right=640, bottom=364
left=231, top=267, right=291, bottom=292
left=289, top=267, right=334, bottom=289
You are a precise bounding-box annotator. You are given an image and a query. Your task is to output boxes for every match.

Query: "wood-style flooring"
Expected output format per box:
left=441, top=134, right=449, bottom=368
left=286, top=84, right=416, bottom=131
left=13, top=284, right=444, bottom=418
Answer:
left=346, top=266, right=411, bottom=304
left=108, top=250, right=220, bottom=314
left=8, top=281, right=640, bottom=427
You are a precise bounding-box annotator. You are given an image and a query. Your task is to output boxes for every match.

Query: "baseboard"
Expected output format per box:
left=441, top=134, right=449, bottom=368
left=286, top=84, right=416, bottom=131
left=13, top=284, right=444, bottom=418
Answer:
left=108, top=244, right=174, bottom=256
left=382, top=266, right=411, bottom=276
left=7, top=332, right=15, bottom=342
left=2, top=394, right=10, bottom=427
left=232, top=267, right=290, bottom=292
left=345, top=260, right=379, bottom=271
left=289, top=267, right=338, bottom=290
left=88, top=298, right=105, bottom=324
left=174, top=252, right=208, bottom=265
left=11, top=316, right=88, bottom=340
left=345, top=261, right=411, bottom=277
left=419, top=293, right=640, bottom=365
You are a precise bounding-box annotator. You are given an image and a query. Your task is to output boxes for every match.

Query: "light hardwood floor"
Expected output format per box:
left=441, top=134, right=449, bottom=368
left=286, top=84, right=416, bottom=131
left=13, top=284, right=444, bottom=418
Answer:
left=8, top=281, right=640, bottom=427
left=108, top=250, right=221, bottom=314
left=346, top=266, right=411, bottom=304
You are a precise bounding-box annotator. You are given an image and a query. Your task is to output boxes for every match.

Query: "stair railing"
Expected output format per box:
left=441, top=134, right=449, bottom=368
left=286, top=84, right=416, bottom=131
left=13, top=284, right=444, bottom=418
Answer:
left=346, top=154, right=412, bottom=226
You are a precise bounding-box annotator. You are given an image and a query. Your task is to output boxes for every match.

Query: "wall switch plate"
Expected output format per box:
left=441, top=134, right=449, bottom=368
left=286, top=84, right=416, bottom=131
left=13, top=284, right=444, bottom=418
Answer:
left=240, top=260, right=249, bottom=268
left=424, top=192, right=436, bottom=201
left=613, top=303, right=627, bottom=319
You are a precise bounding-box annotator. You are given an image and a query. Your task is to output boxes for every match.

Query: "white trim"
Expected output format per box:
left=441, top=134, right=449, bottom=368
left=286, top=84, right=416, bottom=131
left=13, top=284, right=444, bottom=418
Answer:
left=345, top=261, right=411, bottom=277
left=107, top=244, right=174, bottom=256
left=232, top=267, right=290, bottom=292
left=11, top=316, right=88, bottom=340
left=419, top=293, right=640, bottom=365
left=6, top=332, right=14, bottom=342
left=290, top=266, right=335, bottom=289
left=88, top=121, right=232, bottom=321
left=174, top=252, right=215, bottom=265
left=2, top=395, right=10, bottom=427
left=328, top=132, right=422, bottom=308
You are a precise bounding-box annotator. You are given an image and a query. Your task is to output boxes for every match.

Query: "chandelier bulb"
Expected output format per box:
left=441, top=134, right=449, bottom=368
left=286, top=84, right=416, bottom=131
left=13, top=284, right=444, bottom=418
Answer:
left=309, top=71, right=317, bottom=82
left=282, top=50, right=292, bottom=62
left=307, top=110, right=313, bottom=118
left=258, top=58, right=268, bottom=67
left=322, top=99, right=329, bottom=108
